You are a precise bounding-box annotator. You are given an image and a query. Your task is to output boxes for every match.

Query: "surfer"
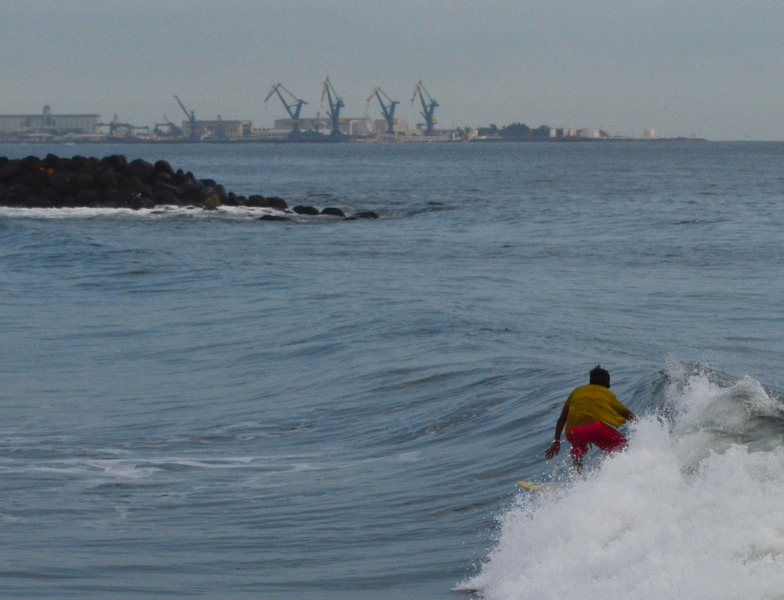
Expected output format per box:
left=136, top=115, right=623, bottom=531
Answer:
left=544, top=366, right=635, bottom=470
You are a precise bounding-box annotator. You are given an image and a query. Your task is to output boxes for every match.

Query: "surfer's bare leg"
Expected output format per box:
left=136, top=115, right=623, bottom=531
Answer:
left=572, top=455, right=583, bottom=472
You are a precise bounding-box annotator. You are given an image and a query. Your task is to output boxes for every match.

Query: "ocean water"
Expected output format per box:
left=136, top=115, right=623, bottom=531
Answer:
left=1, top=140, right=784, bottom=599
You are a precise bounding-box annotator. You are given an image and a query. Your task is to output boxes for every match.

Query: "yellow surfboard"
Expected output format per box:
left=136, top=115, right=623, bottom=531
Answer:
left=516, top=480, right=558, bottom=492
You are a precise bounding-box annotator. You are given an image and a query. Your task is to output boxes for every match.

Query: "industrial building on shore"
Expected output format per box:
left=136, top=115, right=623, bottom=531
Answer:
left=0, top=108, right=441, bottom=142
left=0, top=90, right=632, bottom=143
left=180, top=119, right=254, bottom=140
left=0, top=106, right=99, bottom=139
left=267, top=117, right=417, bottom=138
left=0, top=79, right=448, bottom=142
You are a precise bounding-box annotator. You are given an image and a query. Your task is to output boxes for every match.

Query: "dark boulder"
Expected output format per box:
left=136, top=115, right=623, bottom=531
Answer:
left=40, top=186, right=64, bottom=206
left=47, top=171, right=76, bottom=195
left=245, top=194, right=289, bottom=210
left=0, top=159, right=21, bottom=181
left=214, top=184, right=228, bottom=203
left=265, top=196, right=288, bottom=210
left=293, top=205, right=320, bottom=215
left=5, top=183, right=35, bottom=205
left=127, top=158, right=155, bottom=183
left=198, top=187, right=222, bottom=210
left=321, top=207, right=346, bottom=217
left=223, top=192, right=248, bottom=207
left=97, top=167, right=120, bottom=187
left=101, top=154, right=127, bottom=170
left=246, top=194, right=268, bottom=207
left=70, top=155, right=89, bottom=171
left=153, top=170, right=172, bottom=185
left=74, top=171, right=96, bottom=190
left=75, top=187, right=100, bottom=207
left=154, top=181, right=184, bottom=200
left=153, top=188, right=180, bottom=206
left=153, top=159, right=174, bottom=178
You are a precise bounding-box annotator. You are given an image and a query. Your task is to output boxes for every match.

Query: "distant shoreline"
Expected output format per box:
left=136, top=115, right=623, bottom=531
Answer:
left=0, top=136, right=712, bottom=145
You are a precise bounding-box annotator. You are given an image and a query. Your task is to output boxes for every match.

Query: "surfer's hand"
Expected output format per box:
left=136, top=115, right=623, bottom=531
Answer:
left=545, top=440, right=560, bottom=459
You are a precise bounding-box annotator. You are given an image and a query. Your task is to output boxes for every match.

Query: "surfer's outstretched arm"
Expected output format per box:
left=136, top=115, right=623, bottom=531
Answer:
left=545, top=401, right=569, bottom=459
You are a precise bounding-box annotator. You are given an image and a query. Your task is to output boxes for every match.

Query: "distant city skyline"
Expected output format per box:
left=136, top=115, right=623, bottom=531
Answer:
left=2, top=1, right=783, bottom=141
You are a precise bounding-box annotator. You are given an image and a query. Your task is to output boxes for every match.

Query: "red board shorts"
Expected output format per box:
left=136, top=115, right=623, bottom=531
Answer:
left=566, top=421, right=627, bottom=459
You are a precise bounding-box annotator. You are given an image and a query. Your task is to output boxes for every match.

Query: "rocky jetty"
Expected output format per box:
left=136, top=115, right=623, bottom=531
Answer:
left=0, top=154, right=378, bottom=219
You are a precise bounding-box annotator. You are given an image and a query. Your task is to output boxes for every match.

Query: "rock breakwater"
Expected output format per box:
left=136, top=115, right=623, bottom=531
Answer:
left=0, top=154, right=378, bottom=219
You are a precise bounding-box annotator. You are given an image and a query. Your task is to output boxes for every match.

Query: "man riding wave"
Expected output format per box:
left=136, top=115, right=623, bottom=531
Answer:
left=545, top=366, right=635, bottom=470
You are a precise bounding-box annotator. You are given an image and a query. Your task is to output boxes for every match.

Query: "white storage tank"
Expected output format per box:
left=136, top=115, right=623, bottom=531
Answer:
left=577, top=128, right=602, bottom=139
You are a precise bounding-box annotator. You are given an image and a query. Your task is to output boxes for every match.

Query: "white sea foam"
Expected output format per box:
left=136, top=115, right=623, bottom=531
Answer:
left=0, top=205, right=283, bottom=220
left=463, top=368, right=784, bottom=600
left=0, top=205, right=176, bottom=219
left=0, top=203, right=354, bottom=221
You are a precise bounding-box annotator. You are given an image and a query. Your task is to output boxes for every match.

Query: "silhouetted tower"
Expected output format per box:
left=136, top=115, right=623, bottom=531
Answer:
left=264, top=83, right=308, bottom=137
left=321, top=77, right=345, bottom=139
left=367, top=87, right=400, bottom=135
left=173, top=95, right=198, bottom=141
left=411, top=81, right=439, bottom=135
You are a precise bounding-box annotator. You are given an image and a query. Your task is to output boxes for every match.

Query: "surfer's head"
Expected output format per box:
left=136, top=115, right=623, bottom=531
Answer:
left=589, top=365, right=610, bottom=388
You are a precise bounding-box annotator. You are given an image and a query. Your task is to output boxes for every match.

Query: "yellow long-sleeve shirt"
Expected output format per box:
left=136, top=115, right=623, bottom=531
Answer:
left=564, top=384, right=630, bottom=432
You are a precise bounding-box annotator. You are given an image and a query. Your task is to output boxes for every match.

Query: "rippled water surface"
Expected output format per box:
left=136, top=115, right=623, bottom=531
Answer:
left=2, top=141, right=784, bottom=599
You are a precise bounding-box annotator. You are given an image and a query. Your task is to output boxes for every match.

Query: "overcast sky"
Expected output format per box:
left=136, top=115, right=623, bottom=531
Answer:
left=2, top=1, right=783, bottom=140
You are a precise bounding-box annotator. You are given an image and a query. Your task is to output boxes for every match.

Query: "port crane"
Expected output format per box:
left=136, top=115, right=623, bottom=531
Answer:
left=264, top=83, right=308, bottom=137
left=173, top=95, right=199, bottom=141
left=97, top=115, right=148, bottom=137
left=367, top=87, right=399, bottom=135
left=321, top=77, right=345, bottom=139
left=411, top=81, right=439, bottom=135
left=154, top=116, right=182, bottom=137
